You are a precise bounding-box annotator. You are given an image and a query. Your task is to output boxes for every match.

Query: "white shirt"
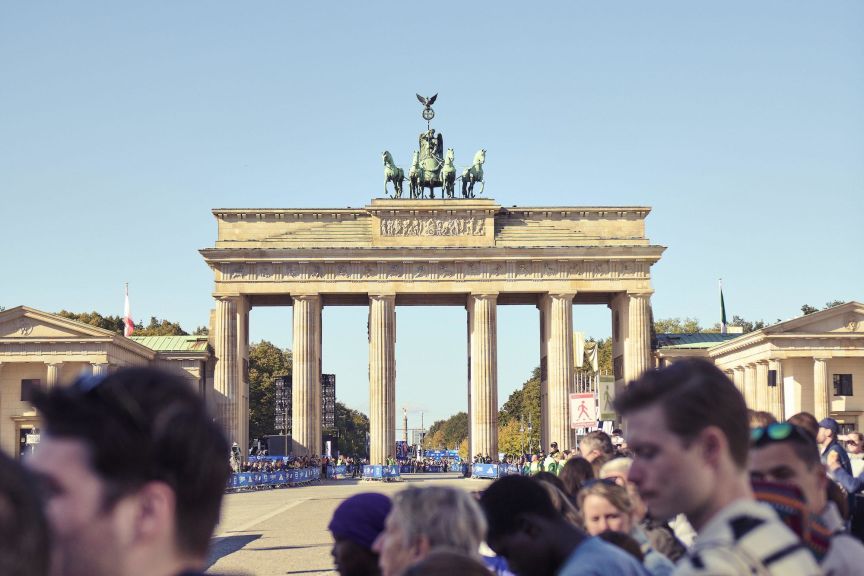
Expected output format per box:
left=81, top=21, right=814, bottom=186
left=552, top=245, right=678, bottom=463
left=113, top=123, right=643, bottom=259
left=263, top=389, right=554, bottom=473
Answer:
left=674, top=499, right=822, bottom=575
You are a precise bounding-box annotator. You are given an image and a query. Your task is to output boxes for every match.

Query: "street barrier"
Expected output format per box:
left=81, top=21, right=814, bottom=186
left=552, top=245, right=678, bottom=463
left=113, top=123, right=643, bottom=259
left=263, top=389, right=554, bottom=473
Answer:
left=227, top=467, right=321, bottom=492
left=471, top=463, right=500, bottom=479
left=362, top=464, right=402, bottom=481
left=326, top=464, right=356, bottom=479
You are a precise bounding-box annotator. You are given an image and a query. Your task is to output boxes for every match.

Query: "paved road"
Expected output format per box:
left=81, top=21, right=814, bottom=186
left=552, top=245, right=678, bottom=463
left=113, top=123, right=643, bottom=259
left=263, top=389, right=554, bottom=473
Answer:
left=207, top=473, right=491, bottom=576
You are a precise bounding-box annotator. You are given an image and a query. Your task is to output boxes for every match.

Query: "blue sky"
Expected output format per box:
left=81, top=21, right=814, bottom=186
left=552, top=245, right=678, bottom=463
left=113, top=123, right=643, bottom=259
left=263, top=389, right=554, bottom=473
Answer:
left=1, top=2, right=862, bottom=429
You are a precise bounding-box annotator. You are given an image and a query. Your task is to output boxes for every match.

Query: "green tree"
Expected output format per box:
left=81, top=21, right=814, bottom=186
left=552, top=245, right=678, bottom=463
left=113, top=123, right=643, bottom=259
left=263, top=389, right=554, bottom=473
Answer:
left=422, top=412, right=469, bottom=451
left=801, top=304, right=819, bottom=315
left=133, top=316, right=188, bottom=336
left=56, top=310, right=128, bottom=334
left=588, top=338, right=614, bottom=374
left=498, top=367, right=541, bottom=452
left=653, top=317, right=703, bottom=333
left=248, top=341, right=292, bottom=442
left=333, top=402, right=369, bottom=458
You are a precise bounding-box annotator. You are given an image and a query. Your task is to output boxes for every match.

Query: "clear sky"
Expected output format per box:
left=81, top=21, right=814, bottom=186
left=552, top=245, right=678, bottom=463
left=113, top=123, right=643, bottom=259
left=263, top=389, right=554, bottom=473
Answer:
left=2, top=2, right=862, bottom=429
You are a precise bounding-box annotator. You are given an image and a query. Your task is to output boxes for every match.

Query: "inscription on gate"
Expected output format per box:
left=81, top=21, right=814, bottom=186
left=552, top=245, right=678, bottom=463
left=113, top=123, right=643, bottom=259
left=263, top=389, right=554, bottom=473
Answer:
left=379, top=215, right=485, bottom=237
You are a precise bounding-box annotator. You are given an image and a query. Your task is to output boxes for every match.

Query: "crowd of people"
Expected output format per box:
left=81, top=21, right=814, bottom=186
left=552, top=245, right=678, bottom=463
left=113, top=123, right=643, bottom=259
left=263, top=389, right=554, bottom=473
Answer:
left=330, top=359, right=864, bottom=576
left=4, top=361, right=864, bottom=575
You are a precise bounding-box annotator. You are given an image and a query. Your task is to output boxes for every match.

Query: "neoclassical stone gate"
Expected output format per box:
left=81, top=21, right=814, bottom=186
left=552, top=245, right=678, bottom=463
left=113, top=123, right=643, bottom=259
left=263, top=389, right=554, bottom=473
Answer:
left=201, top=199, right=664, bottom=462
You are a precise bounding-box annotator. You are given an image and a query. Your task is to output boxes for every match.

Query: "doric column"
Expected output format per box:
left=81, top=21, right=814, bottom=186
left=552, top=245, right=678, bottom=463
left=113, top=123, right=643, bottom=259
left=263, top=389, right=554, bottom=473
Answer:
left=368, top=294, right=396, bottom=465
left=292, top=294, right=322, bottom=457
left=214, top=297, right=239, bottom=444
left=755, top=361, right=769, bottom=412
left=814, top=358, right=829, bottom=421
left=769, top=359, right=785, bottom=420
left=542, top=293, right=575, bottom=450
left=732, top=366, right=745, bottom=396
left=91, top=363, right=109, bottom=378
left=46, top=362, right=63, bottom=389
left=468, top=293, right=498, bottom=460
left=744, top=364, right=756, bottom=408
left=625, top=292, right=653, bottom=384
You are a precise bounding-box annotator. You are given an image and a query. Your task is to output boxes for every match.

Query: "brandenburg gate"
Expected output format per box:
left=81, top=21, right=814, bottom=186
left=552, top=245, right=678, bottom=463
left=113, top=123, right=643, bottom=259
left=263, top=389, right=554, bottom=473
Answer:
left=201, top=199, right=664, bottom=462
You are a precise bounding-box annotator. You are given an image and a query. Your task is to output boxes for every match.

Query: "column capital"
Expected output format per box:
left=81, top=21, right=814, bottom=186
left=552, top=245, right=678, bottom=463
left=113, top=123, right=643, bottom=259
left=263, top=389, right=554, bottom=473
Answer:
left=733, top=366, right=745, bottom=372
left=469, top=292, right=499, bottom=301
left=547, top=292, right=576, bottom=301
left=368, top=293, right=396, bottom=302
left=626, top=290, right=654, bottom=298
left=292, top=293, right=321, bottom=302
left=756, top=359, right=770, bottom=366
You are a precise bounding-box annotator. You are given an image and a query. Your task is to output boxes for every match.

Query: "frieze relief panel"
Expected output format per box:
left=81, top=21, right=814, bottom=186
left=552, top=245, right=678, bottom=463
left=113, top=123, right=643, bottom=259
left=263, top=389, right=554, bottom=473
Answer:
left=379, top=215, right=485, bottom=237
left=215, top=259, right=650, bottom=284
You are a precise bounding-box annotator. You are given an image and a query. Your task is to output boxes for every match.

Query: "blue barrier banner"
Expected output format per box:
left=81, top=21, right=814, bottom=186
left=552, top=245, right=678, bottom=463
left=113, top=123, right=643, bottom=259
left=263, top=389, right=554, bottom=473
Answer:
left=227, top=467, right=320, bottom=490
left=472, top=464, right=499, bottom=479
left=327, top=465, right=349, bottom=479
left=399, top=465, right=414, bottom=474
left=382, top=465, right=400, bottom=478
left=363, top=465, right=383, bottom=479
left=426, top=465, right=442, bottom=473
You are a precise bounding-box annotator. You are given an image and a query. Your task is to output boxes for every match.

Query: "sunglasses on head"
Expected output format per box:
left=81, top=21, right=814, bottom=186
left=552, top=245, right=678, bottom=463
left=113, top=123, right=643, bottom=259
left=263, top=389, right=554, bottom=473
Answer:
left=750, top=423, right=814, bottom=447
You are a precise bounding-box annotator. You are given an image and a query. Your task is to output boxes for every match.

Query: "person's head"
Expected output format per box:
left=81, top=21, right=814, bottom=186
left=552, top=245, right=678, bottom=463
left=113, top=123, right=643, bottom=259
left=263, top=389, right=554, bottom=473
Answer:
left=480, top=476, right=570, bottom=576
left=558, top=457, right=594, bottom=501
left=372, top=486, right=485, bottom=576
left=401, top=550, right=491, bottom=576
left=578, top=431, right=613, bottom=463
left=577, top=480, right=634, bottom=536
left=328, top=493, right=392, bottom=576
left=0, top=452, right=51, bottom=576
left=613, top=359, right=749, bottom=526
left=749, top=423, right=827, bottom=514
left=817, top=418, right=839, bottom=445
left=845, top=431, right=864, bottom=455
left=748, top=410, right=777, bottom=429
left=535, top=476, right=581, bottom=526
left=598, top=457, right=632, bottom=487
left=27, top=367, right=230, bottom=576
left=550, top=442, right=559, bottom=452
left=787, top=412, right=819, bottom=439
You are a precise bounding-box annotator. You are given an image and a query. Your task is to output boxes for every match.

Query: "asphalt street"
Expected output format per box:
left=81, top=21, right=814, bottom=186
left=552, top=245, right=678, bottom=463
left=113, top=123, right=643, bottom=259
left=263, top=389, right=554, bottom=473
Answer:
left=207, top=472, right=491, bottom=576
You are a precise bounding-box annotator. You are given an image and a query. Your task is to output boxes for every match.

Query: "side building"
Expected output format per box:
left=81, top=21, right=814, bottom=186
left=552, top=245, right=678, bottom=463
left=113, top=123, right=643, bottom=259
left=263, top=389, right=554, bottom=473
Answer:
left=655, top=301, right=864, bottom=431
left=0, top=306, right=213, bottom=458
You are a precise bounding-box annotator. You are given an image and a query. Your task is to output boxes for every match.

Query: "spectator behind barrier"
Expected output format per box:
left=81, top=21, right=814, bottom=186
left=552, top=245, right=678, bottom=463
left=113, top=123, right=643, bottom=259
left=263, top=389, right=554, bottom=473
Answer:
left=578, top=431, right=614, bottom=464
left=372, top=486, right=486, bottom=576
left=328, top=493, right=392, bottom=576
left=480, top=475, right=647, bottom=576
left=0, top=451, right=51, bottom=576
left=27, top=367, right=230, bottom=576
left=615, top=358, right=820, bottom=575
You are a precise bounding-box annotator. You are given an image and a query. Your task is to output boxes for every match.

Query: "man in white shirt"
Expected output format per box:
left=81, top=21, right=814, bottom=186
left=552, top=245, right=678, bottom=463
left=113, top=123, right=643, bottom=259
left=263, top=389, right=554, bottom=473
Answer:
left=615, top=359, right=821, bottom=575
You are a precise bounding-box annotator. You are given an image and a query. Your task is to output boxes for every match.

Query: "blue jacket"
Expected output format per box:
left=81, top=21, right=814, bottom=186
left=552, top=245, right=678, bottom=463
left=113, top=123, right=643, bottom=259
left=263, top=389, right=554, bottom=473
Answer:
left=823, top=441, right=853, bottom=476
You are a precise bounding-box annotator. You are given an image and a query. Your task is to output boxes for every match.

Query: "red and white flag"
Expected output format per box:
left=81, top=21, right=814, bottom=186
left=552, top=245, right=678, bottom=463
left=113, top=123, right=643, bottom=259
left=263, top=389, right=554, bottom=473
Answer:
left=123, top=284, right=135, bottom=337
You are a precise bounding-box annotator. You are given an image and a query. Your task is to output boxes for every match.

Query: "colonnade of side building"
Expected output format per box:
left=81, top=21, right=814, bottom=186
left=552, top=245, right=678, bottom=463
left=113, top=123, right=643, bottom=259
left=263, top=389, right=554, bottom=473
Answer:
left=212, top=290, right=653, bottom=463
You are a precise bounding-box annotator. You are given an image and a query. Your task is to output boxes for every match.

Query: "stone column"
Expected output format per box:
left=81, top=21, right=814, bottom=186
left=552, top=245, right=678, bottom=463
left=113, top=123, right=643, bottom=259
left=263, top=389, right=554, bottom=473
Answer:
left=625, top=292, right=653, bottom=384
left=292, top=294, right=322, bottom=457
left=214, top=297, right=238, bottom=445
left=368, top=294, right=395, bottom=465
left=236, top=297, right=251, bottom=456
left=744, top=364, right=756, bottom=408
left=46, top=362, right=63, bottom=389
left=468, top=294, right=498, bottom=460
left=542, top=293, right=575, bottom=450
left=732, top=366, right=745, bottom=396
left=755, top=361, right=769, bottom=412
left=814, top=358, right=829, bottom=421
left=769, top=359, right=785, bottom=420
left=91, top=363, right=109, bottom=378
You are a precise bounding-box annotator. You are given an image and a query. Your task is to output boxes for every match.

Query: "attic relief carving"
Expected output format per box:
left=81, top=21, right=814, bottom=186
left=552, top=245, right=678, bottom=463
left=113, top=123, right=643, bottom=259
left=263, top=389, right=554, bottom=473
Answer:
left=846, top=314, right=861, bottom=332
left=379, top=216, right=485, bottom=237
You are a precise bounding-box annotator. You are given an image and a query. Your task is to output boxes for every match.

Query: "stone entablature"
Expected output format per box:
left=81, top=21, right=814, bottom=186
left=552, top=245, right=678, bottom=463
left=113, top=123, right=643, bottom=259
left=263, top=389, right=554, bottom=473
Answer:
left=209, top=200, right=653, bottom=249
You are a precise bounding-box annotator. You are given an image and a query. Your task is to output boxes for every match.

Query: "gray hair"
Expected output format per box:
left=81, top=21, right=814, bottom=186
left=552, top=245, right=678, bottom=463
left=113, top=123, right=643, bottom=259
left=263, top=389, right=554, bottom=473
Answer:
left=391, top=486, right=486, bottom=556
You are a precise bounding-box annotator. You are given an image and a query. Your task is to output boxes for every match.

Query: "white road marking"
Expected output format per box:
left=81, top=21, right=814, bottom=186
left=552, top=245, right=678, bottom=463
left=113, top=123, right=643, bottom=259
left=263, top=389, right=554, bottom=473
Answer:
left=216, top=498, right=309, bottom=537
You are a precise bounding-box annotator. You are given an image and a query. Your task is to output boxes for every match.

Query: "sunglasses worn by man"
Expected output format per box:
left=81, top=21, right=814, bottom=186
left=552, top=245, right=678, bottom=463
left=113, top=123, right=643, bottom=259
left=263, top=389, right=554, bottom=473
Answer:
left=26, top=367, right=230, bottom=576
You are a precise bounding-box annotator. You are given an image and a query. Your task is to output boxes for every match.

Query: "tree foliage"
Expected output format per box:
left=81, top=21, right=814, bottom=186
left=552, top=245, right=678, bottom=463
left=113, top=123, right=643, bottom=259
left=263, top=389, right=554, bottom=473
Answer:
left=57, top=310, right=129, bottom=334
left=333, top=402, right=369, bottom=458
left=589, top=338, right=614, bottom=374
left=498, top=367, right=541, bottom=453
left=801, top=304, right=819, bottom=315
left=248, top=341, right=292, bottom=442
left=653, top=317, right=703, bottom=334
left=133, top=316, right=188, bottom=336
left=423, top=412, right=469, bottom=450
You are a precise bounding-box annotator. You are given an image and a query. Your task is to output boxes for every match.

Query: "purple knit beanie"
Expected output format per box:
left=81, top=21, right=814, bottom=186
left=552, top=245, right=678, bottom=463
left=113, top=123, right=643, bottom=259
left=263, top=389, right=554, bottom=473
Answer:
left=328, top=493, right=392, bottom=550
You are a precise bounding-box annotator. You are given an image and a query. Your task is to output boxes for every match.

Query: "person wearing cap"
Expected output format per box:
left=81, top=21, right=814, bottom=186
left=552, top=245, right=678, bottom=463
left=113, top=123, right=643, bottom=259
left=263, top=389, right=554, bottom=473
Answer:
left=328, top=493, right=392, bottom=576
left=817, top=418, right=852, bottom=476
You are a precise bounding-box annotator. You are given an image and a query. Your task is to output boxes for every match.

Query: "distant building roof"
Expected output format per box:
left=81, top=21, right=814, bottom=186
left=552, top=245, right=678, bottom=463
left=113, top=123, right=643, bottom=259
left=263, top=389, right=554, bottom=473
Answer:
left=129, top=335, right=209, bottom=353
left=655, top=332, right=740, bottom=350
